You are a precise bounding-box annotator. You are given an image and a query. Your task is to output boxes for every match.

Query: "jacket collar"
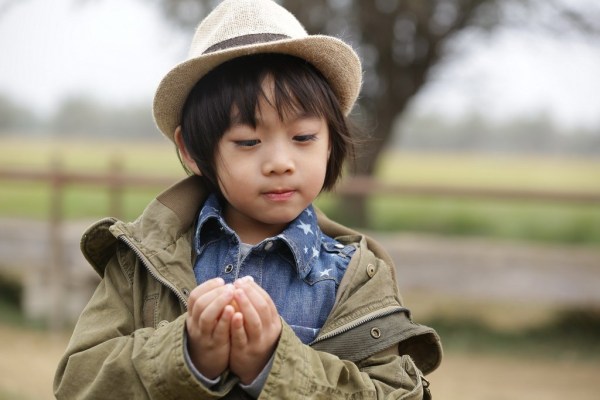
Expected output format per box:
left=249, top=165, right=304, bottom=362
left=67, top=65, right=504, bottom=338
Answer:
left=82, top=176, right=395, bottom=277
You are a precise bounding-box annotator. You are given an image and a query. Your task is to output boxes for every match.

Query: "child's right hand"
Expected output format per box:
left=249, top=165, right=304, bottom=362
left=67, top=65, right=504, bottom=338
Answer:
left=185, top=278, right=236, bottom=380
left=228, top=277, right=282, bottom=384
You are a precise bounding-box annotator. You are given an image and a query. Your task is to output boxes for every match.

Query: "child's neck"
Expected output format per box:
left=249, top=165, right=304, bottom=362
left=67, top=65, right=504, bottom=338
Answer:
left=235, top=224, right=286, bottom=246
left=223, top=207, right=288, bottom=245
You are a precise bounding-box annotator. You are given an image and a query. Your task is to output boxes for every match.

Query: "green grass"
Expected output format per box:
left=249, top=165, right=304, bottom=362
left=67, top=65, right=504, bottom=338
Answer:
left=2, top=136, right=600, bottom=244
left=377, top=151, right=600, bottom=192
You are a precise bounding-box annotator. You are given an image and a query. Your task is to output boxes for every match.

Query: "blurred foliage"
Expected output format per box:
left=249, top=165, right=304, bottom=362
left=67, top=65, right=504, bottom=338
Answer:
left=0, top=93, right=160, bottom=139
left=397, top=111, right=600, bottom=155
left=0, top=93, right=41, bottom=133
left=50, top=96, right=160, bottom=139
left=0, top=273, right=21, bottom=307
left=1, top=91, right=598, bottom=155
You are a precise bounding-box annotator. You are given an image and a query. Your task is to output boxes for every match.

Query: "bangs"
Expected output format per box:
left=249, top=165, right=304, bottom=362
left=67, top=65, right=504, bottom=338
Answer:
left=225, top=55, right=335, bottom=128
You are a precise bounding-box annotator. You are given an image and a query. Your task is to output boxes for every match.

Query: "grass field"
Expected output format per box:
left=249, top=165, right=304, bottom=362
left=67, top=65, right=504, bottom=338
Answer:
left=1, top=136, right=600, bottom=244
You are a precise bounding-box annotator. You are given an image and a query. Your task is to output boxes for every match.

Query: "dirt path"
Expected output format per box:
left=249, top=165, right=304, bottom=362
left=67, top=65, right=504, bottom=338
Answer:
left=429, top=351, right=600, bottom=400
left=0, top=325, right=69, bottom=399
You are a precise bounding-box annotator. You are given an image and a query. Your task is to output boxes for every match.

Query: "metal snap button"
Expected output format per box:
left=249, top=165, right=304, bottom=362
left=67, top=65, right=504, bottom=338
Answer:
left=224, top=264, right=234, bottom=273
left=157, top=320, right=169, bottom=329
left=370, top=327, right=381, bottom=339
left=366, top=263, right=376, bottom=278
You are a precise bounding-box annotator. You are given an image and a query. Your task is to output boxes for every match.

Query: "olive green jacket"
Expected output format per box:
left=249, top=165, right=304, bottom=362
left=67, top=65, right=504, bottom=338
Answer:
left=54, top=176, right=442, bottom=399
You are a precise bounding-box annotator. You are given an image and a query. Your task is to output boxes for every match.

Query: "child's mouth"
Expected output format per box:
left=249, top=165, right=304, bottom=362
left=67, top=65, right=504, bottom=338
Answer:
left=264, top=190, right=295, bottom=201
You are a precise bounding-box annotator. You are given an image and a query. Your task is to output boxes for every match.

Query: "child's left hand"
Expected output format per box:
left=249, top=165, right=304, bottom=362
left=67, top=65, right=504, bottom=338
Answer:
left=229, top=277, right=282, bottom=385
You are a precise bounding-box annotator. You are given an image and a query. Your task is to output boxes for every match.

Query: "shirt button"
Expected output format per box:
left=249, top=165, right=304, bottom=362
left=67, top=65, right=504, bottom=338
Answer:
left=224, top=264, right=234, bottom=273
left=264, top=241, right=273, bottom=251
left=335, top=243, right=344, bottom=249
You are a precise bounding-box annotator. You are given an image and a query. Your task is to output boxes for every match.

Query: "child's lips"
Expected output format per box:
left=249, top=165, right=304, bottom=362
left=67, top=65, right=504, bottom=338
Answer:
left=264, top=189, right=296, bottom=201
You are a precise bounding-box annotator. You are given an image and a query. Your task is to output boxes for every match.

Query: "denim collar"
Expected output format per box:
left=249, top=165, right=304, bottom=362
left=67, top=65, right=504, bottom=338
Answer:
left=194, top=194, right=322, bottom=279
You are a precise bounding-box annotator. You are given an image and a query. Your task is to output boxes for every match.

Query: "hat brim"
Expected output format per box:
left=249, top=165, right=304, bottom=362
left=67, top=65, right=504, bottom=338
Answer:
left=153, top=35, right=362, bottom=141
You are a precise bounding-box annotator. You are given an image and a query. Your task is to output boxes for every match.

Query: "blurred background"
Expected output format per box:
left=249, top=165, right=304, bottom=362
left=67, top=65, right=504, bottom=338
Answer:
left=1, top=0, right=599, bottom=398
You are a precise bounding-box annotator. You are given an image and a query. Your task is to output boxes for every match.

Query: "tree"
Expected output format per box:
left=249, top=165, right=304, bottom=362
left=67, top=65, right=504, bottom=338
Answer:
left=0, top=92, right=40, bottom=134
left=142, top=0, right=600, bottom=225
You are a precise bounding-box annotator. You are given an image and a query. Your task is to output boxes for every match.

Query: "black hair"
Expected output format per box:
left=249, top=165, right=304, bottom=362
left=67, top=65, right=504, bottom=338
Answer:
left=180, top=53, right=355, bottom=195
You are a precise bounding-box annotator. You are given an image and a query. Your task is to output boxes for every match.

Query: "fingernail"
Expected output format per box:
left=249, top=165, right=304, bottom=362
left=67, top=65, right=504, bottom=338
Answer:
left=242, top=275, right=254, bottom=282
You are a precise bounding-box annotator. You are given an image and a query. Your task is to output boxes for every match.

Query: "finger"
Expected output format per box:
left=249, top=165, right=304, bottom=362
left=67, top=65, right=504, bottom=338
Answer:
left=194, top=282, right=234, bottom=312
left=188, top=277, right=225, bottom=307
left=233, top=288, right=264, bottom=341
left=236, top=279, right=277, bottom=319
left=243, top=281, right=277, bottom=318
left=230, top=312, right=247, bottom=348
left=195, top=284, right=235, bottom=336
left=212, top=305, right=234, bottom=343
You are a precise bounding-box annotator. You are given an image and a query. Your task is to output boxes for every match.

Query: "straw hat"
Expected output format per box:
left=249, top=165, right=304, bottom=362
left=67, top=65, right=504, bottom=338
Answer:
left=153, top=0, right=362, bottom=141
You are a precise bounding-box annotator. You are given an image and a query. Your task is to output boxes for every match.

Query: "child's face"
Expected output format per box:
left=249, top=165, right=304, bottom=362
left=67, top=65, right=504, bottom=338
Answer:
left=215, top=81, right=330, bottom=244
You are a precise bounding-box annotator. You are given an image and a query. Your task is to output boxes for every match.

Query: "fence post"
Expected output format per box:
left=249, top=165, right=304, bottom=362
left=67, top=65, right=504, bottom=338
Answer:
left=49, top=155, right=66, bottom=330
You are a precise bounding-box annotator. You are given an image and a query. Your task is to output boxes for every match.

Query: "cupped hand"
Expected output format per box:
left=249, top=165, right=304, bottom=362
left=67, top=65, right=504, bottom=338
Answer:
left=228, top=277, right=282, bottom=384
left=185, top=278, right=236, bottom=379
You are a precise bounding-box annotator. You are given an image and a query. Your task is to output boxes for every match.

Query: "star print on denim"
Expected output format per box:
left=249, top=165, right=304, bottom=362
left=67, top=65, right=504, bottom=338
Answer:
left=193, top=194, right=354, bottom=344
left=297, top=220, right=313, bottom=235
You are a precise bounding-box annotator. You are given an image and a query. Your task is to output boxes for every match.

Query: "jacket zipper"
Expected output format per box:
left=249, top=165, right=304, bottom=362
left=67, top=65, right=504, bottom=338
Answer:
left=118, top=234, right=188, bottom=310
left=310, top=305, right=408, bottom=345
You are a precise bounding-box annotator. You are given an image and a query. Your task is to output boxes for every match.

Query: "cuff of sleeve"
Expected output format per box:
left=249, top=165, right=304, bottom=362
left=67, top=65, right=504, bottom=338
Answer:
left=238, top=353, right=275, bottom=398
left=183, top=331, right=222, bottom=388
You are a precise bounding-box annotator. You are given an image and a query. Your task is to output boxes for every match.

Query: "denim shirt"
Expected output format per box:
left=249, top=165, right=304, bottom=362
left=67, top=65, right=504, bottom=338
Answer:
left=193, top=194, right=355, bottom=344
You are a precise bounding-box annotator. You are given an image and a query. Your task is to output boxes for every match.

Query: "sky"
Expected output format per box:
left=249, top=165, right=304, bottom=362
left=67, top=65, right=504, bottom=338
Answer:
left=1, top=0, right=599, bottom=130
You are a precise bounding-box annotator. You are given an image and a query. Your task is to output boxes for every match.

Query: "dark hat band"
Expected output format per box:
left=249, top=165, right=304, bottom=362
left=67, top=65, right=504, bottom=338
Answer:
left=204, top=33, right=290, bottom=54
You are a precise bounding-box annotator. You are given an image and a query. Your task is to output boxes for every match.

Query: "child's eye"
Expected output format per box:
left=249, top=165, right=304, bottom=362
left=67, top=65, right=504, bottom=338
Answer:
left=293, top=134, right=318, bottom=143
left=235, top=139, right=261, bottom=147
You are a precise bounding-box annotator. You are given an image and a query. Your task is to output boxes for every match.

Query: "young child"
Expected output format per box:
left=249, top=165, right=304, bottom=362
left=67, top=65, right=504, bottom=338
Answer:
left=54, top=0, right=441, bottom=398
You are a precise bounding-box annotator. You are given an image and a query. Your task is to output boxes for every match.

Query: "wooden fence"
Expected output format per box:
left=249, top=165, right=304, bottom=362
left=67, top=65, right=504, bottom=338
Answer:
left=1, top=160, right=599, bottom=328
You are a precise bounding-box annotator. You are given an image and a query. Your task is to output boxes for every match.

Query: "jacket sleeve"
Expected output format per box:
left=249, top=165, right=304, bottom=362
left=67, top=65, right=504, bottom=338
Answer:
left=259, top=322, right=429, bottom=399
left=53, top=253, right=235, bottom=400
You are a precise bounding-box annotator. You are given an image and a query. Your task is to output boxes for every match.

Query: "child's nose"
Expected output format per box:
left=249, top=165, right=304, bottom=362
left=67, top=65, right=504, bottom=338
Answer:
left=262, top=145, right=295, bottom=175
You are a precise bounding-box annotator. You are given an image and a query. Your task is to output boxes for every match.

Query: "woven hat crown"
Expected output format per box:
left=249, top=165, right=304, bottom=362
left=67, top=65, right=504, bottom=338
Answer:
left=190, top=0, right=308, bottom=56
left=153, top=0, right=362, bottom=140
